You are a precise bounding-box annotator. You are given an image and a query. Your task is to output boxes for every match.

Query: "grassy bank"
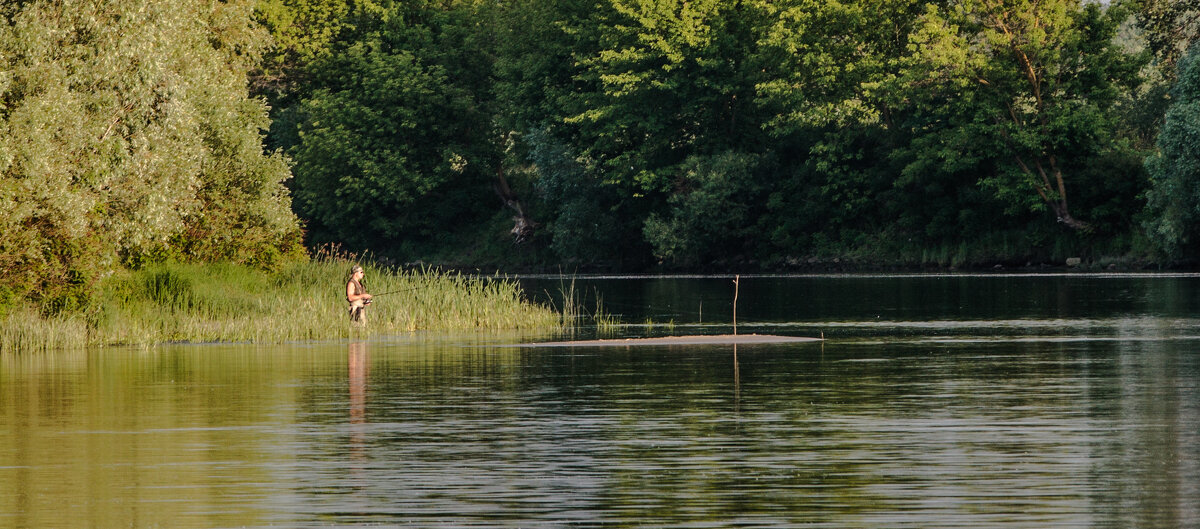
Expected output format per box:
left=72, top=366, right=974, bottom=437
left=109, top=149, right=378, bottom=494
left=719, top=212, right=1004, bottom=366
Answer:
left=1, top=257, right=561, bottom=353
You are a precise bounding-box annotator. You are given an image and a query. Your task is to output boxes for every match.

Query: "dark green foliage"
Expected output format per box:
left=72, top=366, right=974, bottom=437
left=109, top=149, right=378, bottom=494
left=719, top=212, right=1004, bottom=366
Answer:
left=644, top=152, right=765, bottom=268
left=1144, top=44, right=1200, bottom=259
left=492, top=0, right=595, bottom=134
left=280, top=1, right=495, bottom=256
left=0, top=0, right=1170, bottom=278
left=562, top=0, right=768, bottom=194
left=290, top=46, right=483, bottom=247
left=893, top=1, right=1149, bottom=232
left=526, top=128, right=632, bottom=266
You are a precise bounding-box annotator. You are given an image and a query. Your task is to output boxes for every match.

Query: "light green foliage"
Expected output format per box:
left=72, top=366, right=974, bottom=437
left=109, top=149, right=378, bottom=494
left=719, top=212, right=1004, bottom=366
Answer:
left=1130, top=0, right=1200, bottom=77
left=0, top=0, right=302, bottom=312
left=254, top=0, right=351, bottom=80
left=1144, top=44, right=1200, bottom=258
left=755, top=0, right=922, bottom=132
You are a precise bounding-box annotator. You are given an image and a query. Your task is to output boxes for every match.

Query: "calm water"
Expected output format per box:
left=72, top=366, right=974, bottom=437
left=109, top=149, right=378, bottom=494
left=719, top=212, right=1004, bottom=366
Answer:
left=2, top=274, right=1198, bottom=528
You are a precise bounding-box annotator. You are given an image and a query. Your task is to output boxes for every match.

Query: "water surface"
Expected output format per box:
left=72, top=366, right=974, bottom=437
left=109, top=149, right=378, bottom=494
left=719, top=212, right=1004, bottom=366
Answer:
left=2, top=274, right=1198, bottom=527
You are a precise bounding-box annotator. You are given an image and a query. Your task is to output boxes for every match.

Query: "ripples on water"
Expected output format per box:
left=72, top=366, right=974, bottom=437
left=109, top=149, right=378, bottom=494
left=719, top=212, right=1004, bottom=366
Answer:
left=2, top=275, right=1199, bottom=528
left=266, top=338, right=1197, bottom=528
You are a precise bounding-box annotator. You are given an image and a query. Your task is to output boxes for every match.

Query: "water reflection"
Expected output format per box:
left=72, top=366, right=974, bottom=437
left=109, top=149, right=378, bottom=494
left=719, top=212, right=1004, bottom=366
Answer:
left=1, top=276, right=1199, bottom=528
left=732, top=343, right=739, bottom=388
left=519, top=274, right=1200, bottom=329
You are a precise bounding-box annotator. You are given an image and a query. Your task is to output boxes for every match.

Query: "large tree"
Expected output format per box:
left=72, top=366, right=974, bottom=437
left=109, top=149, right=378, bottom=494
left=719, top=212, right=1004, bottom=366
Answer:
left=286, top=1, right=496, bottom=253
left=897, top=0, right=1144, bottom=231
left=751, top=0, right=928, bottom=253
left=524, top=0, right=771, bottom=265
left=0, top=0, right=301, bottom=311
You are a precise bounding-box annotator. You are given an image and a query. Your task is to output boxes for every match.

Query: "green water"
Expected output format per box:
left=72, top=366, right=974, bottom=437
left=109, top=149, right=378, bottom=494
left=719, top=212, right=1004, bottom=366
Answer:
left=2, top=274, right=1198, bottom=528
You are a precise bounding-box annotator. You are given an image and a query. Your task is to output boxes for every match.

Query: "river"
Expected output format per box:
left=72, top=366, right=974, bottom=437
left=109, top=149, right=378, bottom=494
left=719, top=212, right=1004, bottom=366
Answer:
left=2, top=273, right=1198, bottom=528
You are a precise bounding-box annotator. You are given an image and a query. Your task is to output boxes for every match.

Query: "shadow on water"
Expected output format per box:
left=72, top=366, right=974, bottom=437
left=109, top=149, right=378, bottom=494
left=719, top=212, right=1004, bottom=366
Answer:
left=2, top=275, right=1199, bottom=528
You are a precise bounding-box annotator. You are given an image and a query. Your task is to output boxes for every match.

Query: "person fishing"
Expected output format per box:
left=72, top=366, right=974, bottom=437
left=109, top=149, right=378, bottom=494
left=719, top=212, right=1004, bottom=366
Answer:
left=346, top=265, right=373, bottom=324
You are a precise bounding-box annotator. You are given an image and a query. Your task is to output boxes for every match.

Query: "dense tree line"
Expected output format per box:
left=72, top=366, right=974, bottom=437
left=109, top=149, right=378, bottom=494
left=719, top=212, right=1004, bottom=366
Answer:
left=3, top=0, right=1200, bottom=315
left=259, top=0, right=1198, bottom=270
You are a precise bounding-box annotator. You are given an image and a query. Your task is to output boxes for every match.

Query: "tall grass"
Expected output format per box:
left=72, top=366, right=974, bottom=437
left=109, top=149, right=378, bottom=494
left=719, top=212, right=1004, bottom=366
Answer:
left=543, top=276, right=622, bottom=336
left=592, top=294, right=621, bottom=335
left=1, top=255, right=561, bottom=353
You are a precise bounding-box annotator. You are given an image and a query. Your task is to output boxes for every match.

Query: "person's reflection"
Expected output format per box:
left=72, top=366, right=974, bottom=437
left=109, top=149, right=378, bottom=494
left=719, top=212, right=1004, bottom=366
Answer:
left=349, top=342, right=369, bottom=469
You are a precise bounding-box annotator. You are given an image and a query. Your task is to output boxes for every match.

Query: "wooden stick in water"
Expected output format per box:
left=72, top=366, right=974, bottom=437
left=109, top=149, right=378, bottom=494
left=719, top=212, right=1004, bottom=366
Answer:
left=732, top=274, right=739, bottom=336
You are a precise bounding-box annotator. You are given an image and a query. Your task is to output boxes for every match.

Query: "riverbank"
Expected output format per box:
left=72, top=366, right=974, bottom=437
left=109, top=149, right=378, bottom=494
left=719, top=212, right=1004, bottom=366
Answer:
left=0, top=257, right=561, bottom=353
left=395, top=252, right=1171, bottom=276
left=397, top=220, right=1176, bottom=275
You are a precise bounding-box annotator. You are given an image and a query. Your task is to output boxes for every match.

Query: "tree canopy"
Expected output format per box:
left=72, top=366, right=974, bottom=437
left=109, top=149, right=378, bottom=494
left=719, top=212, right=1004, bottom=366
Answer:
left=3, top=0, right=1199, bottom=310
left=0, top=0, right=301, bottom=311
left=1144, top=44, right=1200, bottom=258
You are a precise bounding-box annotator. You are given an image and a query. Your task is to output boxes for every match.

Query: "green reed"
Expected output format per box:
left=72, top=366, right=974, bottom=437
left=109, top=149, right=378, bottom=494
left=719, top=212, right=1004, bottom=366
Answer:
left=1, top=256, right=561, bottom=353
left=591, top=292, right=621, bottom=335
left=543, top=276, right=622, bottom=337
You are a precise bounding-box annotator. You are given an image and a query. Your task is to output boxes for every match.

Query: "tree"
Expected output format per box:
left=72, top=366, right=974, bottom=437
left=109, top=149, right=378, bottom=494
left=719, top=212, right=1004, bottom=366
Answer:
left=252, top=0, right=353, bottom=104
left=508, top=0, right=772, bottom=265
left=643, top=152, right=765, bottom=267
left=492, top=0, right=596, bottom=134
left=1144, top=44, right=1200, bottom=259
left=525, top=127, right=629, bottom=264
left=754, top=0, right=924, bottom=133
left=897, top=0, right=1144, bottom=231
left=751, top=0, right=928, bottom=253
left=565, top=0, right=767, bottom=194
left=1130, top=0, right=1200, bottom=77
left=0, top=0, right=302, bottom=311
left=286, top=1, right=495, bottom=254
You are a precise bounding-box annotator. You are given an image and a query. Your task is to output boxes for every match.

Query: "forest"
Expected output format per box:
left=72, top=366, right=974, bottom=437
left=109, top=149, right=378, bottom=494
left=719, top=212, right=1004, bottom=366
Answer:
left=2, top=0, right=1200, bottom=312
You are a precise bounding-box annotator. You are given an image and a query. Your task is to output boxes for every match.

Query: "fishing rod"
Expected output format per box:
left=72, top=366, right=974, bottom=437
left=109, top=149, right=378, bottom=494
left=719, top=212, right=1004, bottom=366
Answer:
left=369, top=286, right=422, bottom=297
left=358, top=286, right=419, bottom=306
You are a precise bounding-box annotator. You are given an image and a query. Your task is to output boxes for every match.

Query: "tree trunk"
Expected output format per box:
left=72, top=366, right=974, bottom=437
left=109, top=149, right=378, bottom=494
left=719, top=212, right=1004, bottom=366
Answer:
left=1009, top=151, right=1092, bottom=232
left=493, top=166, right=537, bottom=243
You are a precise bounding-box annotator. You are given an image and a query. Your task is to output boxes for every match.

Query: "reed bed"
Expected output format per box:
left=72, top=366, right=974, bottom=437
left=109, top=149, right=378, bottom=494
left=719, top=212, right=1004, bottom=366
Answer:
left=1, top=257, right=561, bottom=353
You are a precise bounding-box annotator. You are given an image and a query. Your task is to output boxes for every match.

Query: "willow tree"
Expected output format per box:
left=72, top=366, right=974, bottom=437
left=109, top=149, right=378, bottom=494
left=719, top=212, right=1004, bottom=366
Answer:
left=0, top=0, right=301, bottom=312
